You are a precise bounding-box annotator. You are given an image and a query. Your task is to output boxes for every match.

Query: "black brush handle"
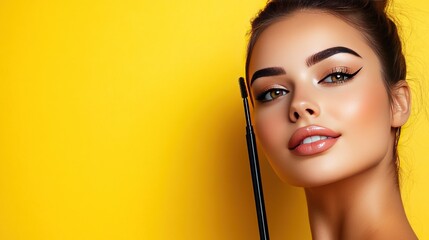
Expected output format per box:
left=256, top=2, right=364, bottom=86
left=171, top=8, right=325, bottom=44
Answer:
left=239, top=77, right=270, bottom=240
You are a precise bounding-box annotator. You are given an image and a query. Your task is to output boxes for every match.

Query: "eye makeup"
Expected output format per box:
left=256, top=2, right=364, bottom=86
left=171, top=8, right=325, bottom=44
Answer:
left=318, top=66, right=363, bottom=85
left=256, top=87, right=289, bottom=103
left=252, top=66, right=363, bottom=104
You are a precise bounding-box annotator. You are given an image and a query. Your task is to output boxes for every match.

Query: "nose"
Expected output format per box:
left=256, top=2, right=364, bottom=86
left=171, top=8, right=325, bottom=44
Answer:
left=289, top=92, right=320, bottom=123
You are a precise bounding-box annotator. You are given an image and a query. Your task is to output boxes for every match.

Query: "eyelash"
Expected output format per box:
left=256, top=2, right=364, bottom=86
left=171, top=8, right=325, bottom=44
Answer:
left=318, top=67, right=363, bottom=85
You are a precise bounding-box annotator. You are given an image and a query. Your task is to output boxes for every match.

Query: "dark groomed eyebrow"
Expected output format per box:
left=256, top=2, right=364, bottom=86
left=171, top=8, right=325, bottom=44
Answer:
left=250, top=67, right=286, bottom=85
left=306, top=46, right=361, bottom=67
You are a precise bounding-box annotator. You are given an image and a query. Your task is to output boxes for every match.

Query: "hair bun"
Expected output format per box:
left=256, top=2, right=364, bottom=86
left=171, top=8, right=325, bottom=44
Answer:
left=372, top=0, right=388, bottom=12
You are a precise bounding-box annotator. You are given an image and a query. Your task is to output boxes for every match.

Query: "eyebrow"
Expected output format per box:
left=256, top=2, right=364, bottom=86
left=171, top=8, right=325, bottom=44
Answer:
left=250, top=67, right=286, bottom=85
left=306, top=46, right=361, bottom=67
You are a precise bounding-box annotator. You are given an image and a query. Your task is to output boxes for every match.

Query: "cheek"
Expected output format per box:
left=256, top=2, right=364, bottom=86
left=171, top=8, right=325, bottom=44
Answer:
left=329, top=77, right=393, bottom=160
left=342, top=83, right=391, bottom=133
left=253, top=104, right=287, bottom=153
left=324, top=71, right=391, bottom=131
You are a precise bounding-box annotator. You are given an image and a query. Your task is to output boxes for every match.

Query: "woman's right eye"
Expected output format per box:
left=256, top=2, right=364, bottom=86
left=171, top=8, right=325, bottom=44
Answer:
left=256, top=88, right=289, bottom=102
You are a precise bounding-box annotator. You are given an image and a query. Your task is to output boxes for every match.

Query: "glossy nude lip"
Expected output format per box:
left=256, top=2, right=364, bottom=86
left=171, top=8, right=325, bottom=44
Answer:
left=288, top=125, right=341, bottom=156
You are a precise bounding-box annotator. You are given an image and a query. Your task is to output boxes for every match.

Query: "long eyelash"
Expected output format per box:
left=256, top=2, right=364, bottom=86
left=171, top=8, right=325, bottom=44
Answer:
left=318, top=67, right=363, bottom=85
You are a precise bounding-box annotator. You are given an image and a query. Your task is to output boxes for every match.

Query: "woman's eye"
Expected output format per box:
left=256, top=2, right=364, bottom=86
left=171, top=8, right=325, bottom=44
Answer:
left=256, top=88, right=289, bottom=102
left=319, top=67, right=363, bottom=84
left=322, top=73, right=349, bottom=83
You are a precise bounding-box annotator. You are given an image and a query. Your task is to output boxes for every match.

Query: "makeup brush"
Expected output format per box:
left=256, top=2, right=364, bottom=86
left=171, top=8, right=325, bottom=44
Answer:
left=239, top=77, right=270, bottom=240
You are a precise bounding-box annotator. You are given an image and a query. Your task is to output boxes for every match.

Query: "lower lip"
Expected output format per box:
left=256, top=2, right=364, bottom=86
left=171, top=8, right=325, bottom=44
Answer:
left=291, top=138, right=339, bottom=156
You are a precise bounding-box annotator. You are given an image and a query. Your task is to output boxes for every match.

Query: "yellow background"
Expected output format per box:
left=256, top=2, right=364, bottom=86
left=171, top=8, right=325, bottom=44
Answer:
left=0, top=0, right=428, bottom=239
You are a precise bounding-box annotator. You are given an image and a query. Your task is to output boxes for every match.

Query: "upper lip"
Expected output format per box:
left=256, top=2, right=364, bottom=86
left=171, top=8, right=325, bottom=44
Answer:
left=288, top=125, right=341, bottom=150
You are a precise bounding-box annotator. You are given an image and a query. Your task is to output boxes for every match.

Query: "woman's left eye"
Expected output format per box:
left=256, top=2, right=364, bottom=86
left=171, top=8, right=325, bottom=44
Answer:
left=318, top=67, right=363, bottom=84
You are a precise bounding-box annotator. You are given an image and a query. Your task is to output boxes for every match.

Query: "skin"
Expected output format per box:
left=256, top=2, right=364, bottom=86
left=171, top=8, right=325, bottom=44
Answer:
left=248, top=10, right=416, bottom=239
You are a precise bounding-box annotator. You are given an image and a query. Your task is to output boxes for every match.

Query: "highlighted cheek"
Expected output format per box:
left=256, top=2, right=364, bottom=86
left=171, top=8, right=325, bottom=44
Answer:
left=352, top=87, right=390, bottom=123
left=334, top=79, right=391, bottom=149
left=254, top=112, right=286, bottom=152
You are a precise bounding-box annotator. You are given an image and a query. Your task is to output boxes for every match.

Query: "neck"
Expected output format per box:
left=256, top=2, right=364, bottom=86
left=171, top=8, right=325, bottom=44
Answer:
left=304, top=157, right=416, bottom=240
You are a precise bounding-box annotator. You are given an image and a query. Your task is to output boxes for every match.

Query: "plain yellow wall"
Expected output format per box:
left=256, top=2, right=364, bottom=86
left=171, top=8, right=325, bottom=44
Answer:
left=0, top=0, right=428, bottom=239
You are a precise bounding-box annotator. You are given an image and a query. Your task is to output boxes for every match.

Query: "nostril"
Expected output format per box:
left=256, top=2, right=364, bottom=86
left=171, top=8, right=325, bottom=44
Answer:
left=294, top=112, right=300, bottom=119
left=306, top=109, right=314, bottom=115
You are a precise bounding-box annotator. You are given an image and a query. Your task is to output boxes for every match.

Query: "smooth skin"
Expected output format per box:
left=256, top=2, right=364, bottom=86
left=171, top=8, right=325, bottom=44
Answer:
left=248, top=10, right=417, bottom=239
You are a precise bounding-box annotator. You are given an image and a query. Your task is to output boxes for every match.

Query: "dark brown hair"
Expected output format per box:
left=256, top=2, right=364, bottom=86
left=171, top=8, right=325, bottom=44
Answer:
left=245, top=0, right=406, bottom=179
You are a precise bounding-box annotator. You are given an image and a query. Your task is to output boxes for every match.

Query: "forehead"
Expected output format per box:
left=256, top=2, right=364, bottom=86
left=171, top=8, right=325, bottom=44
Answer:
left=249, top=10, right=378, bottom=72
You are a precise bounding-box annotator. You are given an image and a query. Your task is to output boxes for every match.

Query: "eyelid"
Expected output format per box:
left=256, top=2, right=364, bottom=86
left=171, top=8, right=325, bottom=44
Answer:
left=318, top=66, right=363, bottom=84
left=252, top=84, right=287, bottom=96
left=319, top=66, right=350, bottom=81
left=259, top=84, right=288, bottom=93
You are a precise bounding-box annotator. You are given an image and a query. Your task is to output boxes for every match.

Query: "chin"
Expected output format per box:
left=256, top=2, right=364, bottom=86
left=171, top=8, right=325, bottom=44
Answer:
left=266, top=143, right=393, bottom=189
left=274, top=168, right=348, bottom=188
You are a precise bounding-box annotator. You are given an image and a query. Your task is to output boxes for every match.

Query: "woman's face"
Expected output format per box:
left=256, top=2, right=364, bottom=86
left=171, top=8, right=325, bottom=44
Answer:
left=248, top=10, right=396, bottom=187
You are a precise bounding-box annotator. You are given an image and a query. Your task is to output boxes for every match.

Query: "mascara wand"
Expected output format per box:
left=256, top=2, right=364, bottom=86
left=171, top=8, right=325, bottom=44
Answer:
left=239, top=77, right=270, bottom=240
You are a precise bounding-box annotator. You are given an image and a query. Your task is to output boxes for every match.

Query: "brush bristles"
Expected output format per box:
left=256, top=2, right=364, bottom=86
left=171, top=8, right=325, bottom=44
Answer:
left=239, top=77, right=248, bottom=98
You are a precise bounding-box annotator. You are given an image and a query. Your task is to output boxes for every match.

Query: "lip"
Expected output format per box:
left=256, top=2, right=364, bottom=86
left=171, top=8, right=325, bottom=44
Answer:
left=288, top=125, right=341, bottom=156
